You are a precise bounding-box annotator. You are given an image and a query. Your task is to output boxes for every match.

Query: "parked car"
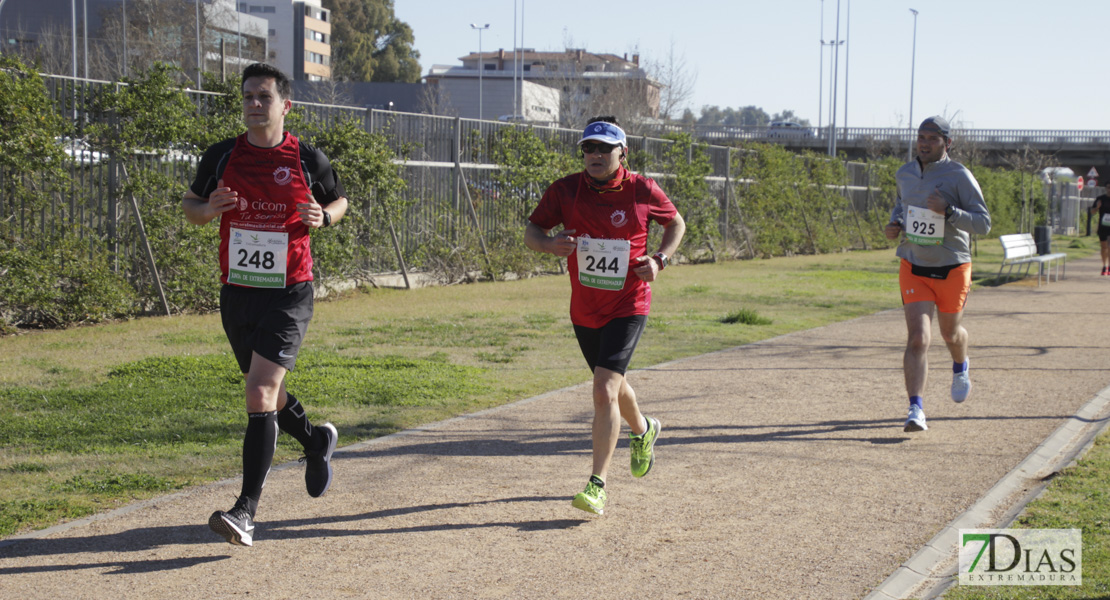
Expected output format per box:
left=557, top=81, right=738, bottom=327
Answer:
left=131, top=143, right=200, bottom=166
left=57, top=137, right=105, bottom=165
left=767, top=121, right=815, bottom=139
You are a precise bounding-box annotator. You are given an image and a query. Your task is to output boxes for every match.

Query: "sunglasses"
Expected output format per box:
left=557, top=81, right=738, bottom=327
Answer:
left=580, top=142, right=618, bottom=154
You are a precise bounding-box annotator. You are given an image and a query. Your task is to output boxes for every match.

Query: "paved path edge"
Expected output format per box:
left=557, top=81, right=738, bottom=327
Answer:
left=0, top=312, right=881, bottom=551
left=864, top=383, right=1110, bottom=600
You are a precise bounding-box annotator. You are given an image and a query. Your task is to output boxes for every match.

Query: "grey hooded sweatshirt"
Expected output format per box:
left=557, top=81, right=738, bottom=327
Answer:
left=889, top=155, right=992, bottom=267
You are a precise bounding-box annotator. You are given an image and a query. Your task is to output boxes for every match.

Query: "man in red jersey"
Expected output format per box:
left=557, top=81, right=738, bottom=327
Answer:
left=183, top=63, right=348, bottom=546
left=525, top=116, right=686, bottom=515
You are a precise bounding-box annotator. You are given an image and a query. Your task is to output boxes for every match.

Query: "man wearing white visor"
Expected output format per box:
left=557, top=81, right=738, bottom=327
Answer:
left=525, top=116, right=686, bottom=515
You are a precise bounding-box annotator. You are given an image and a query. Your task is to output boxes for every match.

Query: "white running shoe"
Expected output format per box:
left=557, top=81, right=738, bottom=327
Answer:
left=209, top=506, right=255, bottom=546
left=952, top=360, right=971, bottom=403
left=904, top=405, right=927, bottom=432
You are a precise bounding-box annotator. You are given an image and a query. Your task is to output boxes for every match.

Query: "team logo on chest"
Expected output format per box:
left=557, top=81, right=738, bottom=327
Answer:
left=610, top=209, right=628, bottom=228
left=273, top=166, right=293, bottom=186
left=237, top=197, right=249, bottom=212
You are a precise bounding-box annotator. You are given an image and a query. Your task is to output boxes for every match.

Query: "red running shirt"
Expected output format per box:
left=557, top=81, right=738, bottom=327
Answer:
left=529, top=166, right=678, bottom=328
left=217, top=133, right=314, bottom=287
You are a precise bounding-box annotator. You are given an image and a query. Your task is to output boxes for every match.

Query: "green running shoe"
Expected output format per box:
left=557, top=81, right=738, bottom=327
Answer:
left=630, top=416, right=661, bottom=478
left=571, top=481, right=607, bottom=515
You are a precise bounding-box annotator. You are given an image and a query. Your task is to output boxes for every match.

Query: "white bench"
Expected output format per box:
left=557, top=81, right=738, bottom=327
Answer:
left=998, top=233, right=1066, bottom=286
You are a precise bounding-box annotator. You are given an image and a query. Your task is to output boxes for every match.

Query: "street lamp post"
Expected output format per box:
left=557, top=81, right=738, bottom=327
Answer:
left=907, top=8, right=918, bottom=161
left=842, top=0, right=850, bottom=141
left=470, top=23, right=490, bottom=121
left=195, top=0, right=201, bottom=86
left=817, top=0, right=823, bottom=131
left=513, top=1, right=518, bottom=119
left=71, top=0, right=77, bottom=79
left=123, top=0, right=128, bottom=77
left=823, top=40, right=840, bottom=134
left=826, top=0, right=841, bottom=157
left=83, top=0, right=88, bottom=78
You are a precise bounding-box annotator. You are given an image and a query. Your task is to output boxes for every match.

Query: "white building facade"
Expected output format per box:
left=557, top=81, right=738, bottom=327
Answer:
left=235, top=0, right=332, bottom=80
left=425, top=48, right=660, bottom=126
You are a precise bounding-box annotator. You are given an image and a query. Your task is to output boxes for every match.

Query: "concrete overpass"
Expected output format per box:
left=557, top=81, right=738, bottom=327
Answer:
left=688, top=126, right=1110, bottom=182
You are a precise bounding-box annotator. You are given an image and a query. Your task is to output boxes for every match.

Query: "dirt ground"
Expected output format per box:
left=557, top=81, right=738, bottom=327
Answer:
left=1, top=256, right=1107, bottom=600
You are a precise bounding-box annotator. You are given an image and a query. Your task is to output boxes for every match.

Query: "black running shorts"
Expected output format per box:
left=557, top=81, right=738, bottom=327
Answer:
left=573, top=315, right=648, bottom=375
left=220, top=282, right=313, bottom=373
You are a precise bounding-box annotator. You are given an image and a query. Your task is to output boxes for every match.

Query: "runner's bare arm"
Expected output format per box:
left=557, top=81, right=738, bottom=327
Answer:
left=655, top=213, right=686, bottom=259
left=524, top=222, right=576, bottom=257
left=296, top=193, right=349, bottom=228
left=633, top=213, right=686, bottom=282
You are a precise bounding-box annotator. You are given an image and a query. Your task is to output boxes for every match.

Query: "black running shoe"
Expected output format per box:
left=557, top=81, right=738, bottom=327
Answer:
left=209, top=506, right=255, bottom=547
left=302, top=422, right=337, bottom=498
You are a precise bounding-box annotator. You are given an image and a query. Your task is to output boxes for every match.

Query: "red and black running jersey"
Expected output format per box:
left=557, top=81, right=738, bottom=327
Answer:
left=189, top=132, right=345, bottom=287
left=529, top=166, right=678, bottom=328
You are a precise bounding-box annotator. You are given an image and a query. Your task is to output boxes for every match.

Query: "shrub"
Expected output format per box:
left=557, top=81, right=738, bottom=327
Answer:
left=0, top=228, right=137, bottom=330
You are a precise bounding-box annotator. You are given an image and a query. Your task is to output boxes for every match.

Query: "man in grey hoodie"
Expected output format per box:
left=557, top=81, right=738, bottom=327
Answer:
left=884, top=116, right=992, bottom=432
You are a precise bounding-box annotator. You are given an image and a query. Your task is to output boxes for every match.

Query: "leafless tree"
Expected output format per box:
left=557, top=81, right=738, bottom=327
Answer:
left=298, top=79, right=354, bottom=106
left=7, top=0, right=263, bottom=85
left=14, top=20, right=74, bottom=77
left=417, top=81, right=457, bottom=117
left=861, top=134, right=906, bottom=161
left=535, top=49, right=659, bottom=131
left=1002, top=145, right=1057, bottom=232
left=645, top=38, right=697, bottom=122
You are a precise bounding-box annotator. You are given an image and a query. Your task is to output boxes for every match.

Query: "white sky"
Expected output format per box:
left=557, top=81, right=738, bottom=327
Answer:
left=395, top=0, right=1107, bottom=131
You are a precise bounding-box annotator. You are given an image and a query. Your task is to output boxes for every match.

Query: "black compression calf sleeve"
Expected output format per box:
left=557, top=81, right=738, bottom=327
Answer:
left=239, top=410, right=278, bottom=517
left=277, top=393, right=315, bottom=449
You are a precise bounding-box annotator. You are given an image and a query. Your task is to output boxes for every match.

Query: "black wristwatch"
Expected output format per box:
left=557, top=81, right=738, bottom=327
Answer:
left=322, top=210, right=332, bottom=227
left=944, top=204, right=954, bottom=219
left=652, top=252, right=669, bottom=270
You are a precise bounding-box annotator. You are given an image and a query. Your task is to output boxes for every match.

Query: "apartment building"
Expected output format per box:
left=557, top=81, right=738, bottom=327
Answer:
left=237, top=0, right=331, bottom=80
left=427, top=48, right=661, bottom=124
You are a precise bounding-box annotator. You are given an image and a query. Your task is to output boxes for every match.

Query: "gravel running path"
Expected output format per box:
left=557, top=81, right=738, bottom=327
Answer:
left=2, top=256, right=1108, bottom=600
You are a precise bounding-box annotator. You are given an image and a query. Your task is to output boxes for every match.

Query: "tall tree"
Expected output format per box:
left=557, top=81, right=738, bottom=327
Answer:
left=323, top=0, right=421, bottom=82
left=771, top=110, right=811, bottom=127
left=645, top=39, right=697, bottom=122
left=733, top=105, right=770, bottom=127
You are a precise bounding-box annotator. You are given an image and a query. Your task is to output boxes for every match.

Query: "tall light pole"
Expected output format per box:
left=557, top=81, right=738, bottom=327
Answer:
left=195, top=0, right=201, bottom=86
left=823, top=40, right=840, bottom=133
left=826, top=0, right=841, bottom=157
left=513, top=1, right=518, bottom=118
left=82, top=0, right=88, bottom=78
left=817, top=0, right=824, bottom=131
left=519, top=3, right=524, bottom=118
left=842, top=0, right=850, bottom=141
left=123, top=0, right=129, bottom=77
left=907, top=8, right=918, bottom=161
left=470, top=23, right=489, bottom=121
left=71, top=0, right=77, bottom=79
left=816, top=0, right=825, bottom=130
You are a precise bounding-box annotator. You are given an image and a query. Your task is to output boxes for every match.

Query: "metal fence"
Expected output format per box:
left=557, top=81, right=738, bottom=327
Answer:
left=4, top=74, right=890, bottom=279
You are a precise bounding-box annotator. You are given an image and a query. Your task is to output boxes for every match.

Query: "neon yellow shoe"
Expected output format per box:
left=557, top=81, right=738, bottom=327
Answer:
left=571, top=481, right=607, bottom=515
left=630, top=416, right=660, bottom=478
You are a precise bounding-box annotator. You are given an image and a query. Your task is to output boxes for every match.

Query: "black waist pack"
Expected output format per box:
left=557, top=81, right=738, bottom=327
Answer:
left=910, top=263, right=964, bottom=280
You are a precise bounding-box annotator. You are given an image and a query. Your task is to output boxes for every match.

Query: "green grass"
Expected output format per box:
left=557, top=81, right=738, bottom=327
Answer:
left=721, top=308, right=773, bottom=325
left=0, top=235, right=1099, bottom=544
left=942, top=434, right=1110, bottom=599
